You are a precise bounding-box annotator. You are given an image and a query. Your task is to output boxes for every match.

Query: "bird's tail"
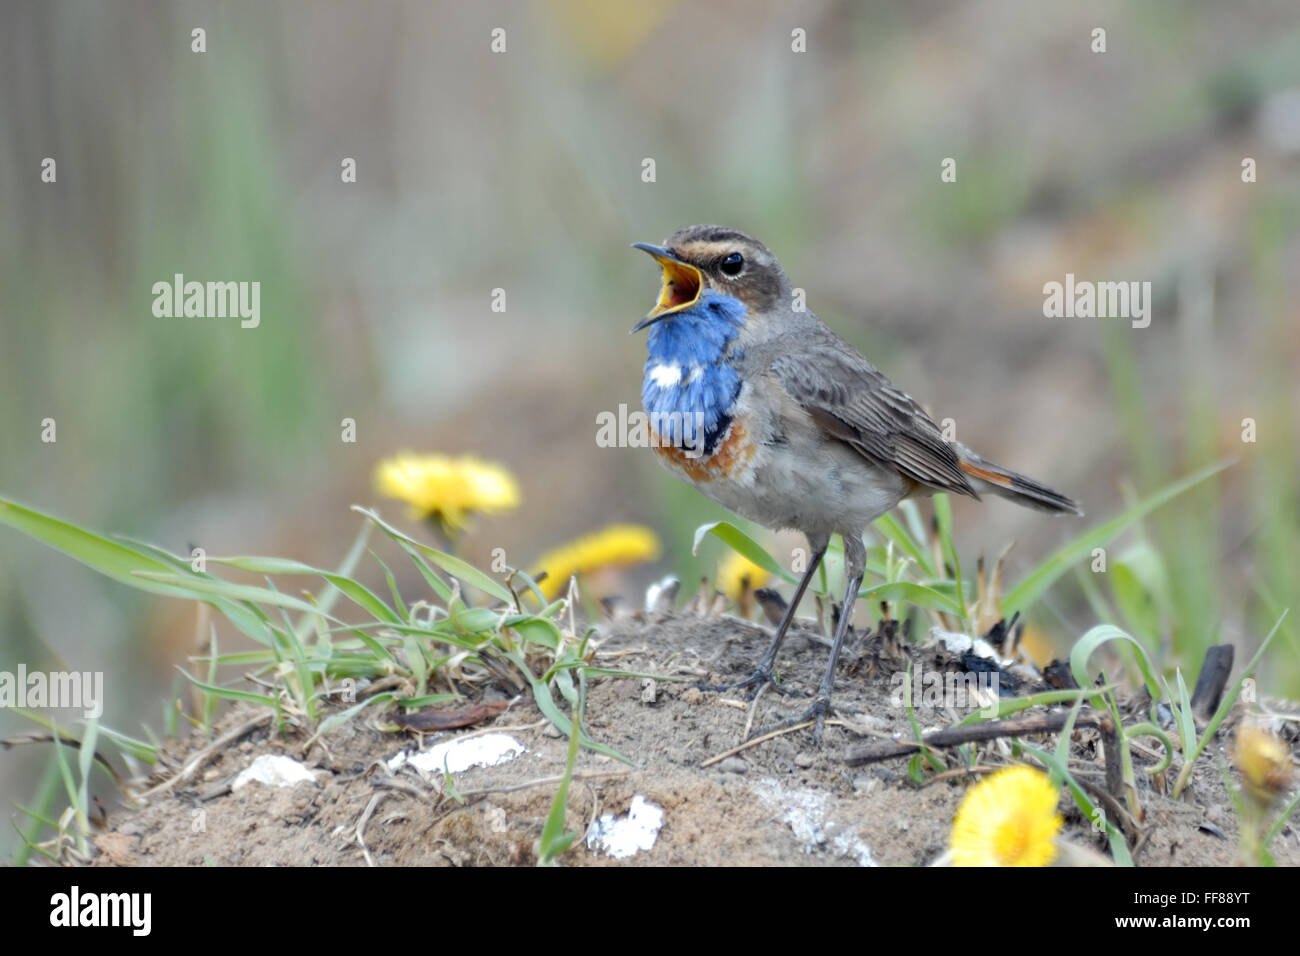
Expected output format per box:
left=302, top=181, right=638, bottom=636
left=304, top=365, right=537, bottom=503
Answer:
left=952, top=442, right=1083, bottom=516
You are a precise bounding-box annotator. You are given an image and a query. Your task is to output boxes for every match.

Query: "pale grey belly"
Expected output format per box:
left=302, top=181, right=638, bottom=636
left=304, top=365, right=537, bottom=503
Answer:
left=693, top=434, right=910, bottom=536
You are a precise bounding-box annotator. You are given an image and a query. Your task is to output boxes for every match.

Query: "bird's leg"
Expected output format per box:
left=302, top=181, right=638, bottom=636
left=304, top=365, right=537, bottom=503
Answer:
left=697, top=535, right=828, bottom=699
left=749, top=533, right=866, bottom=744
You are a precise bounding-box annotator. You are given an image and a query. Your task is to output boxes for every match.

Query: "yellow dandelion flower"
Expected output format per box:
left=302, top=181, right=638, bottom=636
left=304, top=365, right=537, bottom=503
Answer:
left=1234, top=724, right=1294, bottom=805
left=374, top=453, right=520, bottom=533
left=533, top=524, right=661, bottom=599
left=951, top=766, right=1063, bottom=867
left=716, top=550, right=772, bottom=603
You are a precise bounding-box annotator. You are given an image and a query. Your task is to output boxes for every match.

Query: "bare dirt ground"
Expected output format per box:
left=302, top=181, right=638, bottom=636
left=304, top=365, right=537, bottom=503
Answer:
left=89, top=613, right=1299, bottom=867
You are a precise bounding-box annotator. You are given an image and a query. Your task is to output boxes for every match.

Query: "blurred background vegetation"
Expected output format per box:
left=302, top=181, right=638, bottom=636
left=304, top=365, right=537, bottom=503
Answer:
left=2, top=0, right=1298, bottom=855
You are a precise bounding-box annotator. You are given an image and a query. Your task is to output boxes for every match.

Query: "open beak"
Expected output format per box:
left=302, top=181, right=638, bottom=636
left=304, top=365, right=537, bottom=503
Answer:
left=630, top=243, right=703, bottom=333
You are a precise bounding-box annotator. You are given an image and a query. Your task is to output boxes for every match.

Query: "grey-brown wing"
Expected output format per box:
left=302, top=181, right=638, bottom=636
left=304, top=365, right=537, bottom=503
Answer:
left=769, top=340, right=978, bottom=498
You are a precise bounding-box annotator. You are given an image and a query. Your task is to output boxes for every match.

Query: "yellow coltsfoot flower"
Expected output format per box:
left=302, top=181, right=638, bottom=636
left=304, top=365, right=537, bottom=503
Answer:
left=1234, top=723, right=1294, bottom=806
left=533, top=524, right=661, bottom=600
left=374, top=453, right=520, bottom=535
left=951, top=765, right=1063, bottom=867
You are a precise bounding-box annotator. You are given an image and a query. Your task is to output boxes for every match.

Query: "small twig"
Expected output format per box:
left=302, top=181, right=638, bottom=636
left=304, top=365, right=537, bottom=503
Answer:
left=834, top=719, right=896, bottom=742
left=358, top=675, right=409, bottom=700
left=1129, top=738, right=1165, bottom=763
left=846, top=710, right=1105, bottom=764
left=136, top=713, right=273, bottom=800
left=502, top=568, right=526, bottom=614
left=1096, top=716, right=1124, bottom=801
left=595, top=648, right=651, bottom=661
left=197, top=778, right=235, bottom=802
left=457, top=769, right=635, bottom=798
left=1, top=732, right=124, bottom=787
left=700, top=719, right=838, bottom=768
left=843, top=709, right=1125, bottom=805
left=458, top=717, right=546, bottom=741
left=355, top=791, right=388, bottom=867
left=1075, top=774, right=1141, bottom=844
left=673, top=664, right=710, bottom=678
left=370, top=774, right=434, bottom=801
left=741, top=683, right=768, bottom=739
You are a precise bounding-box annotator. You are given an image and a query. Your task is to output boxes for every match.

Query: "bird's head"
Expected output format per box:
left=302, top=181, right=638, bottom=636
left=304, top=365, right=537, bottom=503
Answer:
left=631, top=225, right=790, bottom=334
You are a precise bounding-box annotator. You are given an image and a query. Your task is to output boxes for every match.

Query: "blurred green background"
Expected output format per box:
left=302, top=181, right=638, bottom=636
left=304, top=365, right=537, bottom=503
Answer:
left=2, top=0, right=1299, bottom=853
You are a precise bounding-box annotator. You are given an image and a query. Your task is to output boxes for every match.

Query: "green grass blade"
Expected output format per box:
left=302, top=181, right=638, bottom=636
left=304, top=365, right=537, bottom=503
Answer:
left=1172, top=609, right=1289, bottom=798
left=0, top=496, right=198, bottom=598
left=311, top=517, right=373, bottom=621
left=1051, top=698, right=1085, bottom=786
left=1263, top=786, right=1300, bottom=855
left=133, top=571, right=345, bottom=622
left=396, top=541, right=454, bottom=603
left=176, top=669, right=279, bottom=708
left=507, top=615, right=562, bottom=651
left=110, top=533, right=278, bottom=648
left=210, top=555, right=400, bottom=623
left=855, top=580, right=964, bottom=616
left=355, top=506, right=512, bottom=604
left=538, top=672, right=585, bottom=866
left=94, top=725, right=159, bottom=764
left=932, top=494, right=970, bottom=630
left=501, top=650, right=631, bottom=764
left=1068, top=624, right=1163, bottom=706
left=1019, top=743, right=1133, bottom=866
left=956, top=685, right=1117, bottom=725
left=1173, top=669, right=1198, bottom=757
left=692, top=520, right=796, bottom=584
left=1123, top=722, right=1174, bottom=774
left=872, top=510, right=936, bottom=577
left=370, top=550, right=409, bottom=621
left=903, top=662, right=945, bottom=772
left=507, top=567, right=551, bottom=608
left=313, top=692, right=396, bottom=739
left=1004, top=459, right=1235, bottom=615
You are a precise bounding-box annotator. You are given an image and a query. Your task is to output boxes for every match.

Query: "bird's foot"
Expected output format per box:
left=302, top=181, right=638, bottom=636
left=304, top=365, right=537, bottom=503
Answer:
left=695, top=664, right=806, bottom=701
left=748, top=693, right=832, bottom=745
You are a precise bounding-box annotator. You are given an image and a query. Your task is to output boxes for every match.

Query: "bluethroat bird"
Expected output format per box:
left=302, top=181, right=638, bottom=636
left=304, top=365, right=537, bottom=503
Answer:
left=632, top=225, right=1082, bottom=743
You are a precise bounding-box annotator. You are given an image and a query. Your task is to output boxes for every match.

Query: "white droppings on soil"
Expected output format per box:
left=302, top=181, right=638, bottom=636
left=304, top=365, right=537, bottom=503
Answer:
left=586, top=795, right=664, bottom=858
left=389, top=733, right=525, bottom=775
left=754, top=779, right=878, bottom=867
left=232, top=754, right=320, bottom=790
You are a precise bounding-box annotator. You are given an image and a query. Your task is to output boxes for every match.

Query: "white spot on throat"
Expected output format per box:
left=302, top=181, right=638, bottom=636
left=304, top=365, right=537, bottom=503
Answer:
left=649, top=363, right=703, bottom=388
left=648, top=363, right=681, bottom=387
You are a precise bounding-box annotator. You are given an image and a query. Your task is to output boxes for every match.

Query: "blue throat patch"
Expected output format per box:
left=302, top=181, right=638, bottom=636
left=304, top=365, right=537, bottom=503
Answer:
left=641, top=290, right=747, bottom=456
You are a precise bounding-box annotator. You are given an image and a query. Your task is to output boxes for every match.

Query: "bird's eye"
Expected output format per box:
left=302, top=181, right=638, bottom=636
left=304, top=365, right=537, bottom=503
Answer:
left=719, top=252, right=744, bottom=277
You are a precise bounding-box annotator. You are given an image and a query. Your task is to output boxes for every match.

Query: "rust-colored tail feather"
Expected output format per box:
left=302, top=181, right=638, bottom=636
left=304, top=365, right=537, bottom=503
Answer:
left=955, top=445, right=1083, bottom=516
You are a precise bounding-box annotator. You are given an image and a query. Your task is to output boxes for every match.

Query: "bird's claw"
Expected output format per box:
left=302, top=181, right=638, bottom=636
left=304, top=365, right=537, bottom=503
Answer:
left=695, top=665, right=806, bottom=700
